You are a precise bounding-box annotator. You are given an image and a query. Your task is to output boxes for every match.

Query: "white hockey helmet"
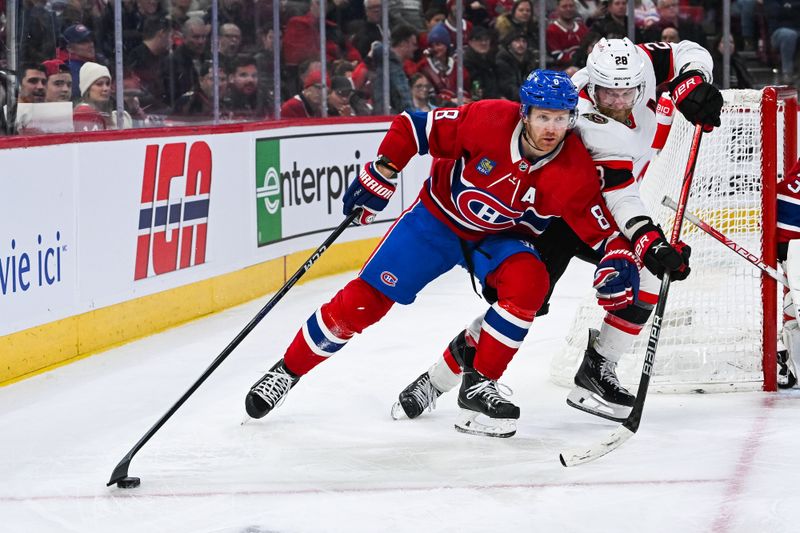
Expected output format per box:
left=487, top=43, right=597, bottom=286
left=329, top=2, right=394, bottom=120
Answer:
left=585, top=37, right=646, bottom=108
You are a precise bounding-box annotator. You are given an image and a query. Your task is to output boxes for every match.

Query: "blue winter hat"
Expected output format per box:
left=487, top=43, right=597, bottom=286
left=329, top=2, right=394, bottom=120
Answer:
left=427, top=23, right=451, bottom=47
left=63, top=24, right=93, bottom=44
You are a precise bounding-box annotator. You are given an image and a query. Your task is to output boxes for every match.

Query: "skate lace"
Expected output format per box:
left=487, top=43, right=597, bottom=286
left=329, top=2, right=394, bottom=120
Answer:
left=466, top=379, right=514, bottom=406
left=599, top=359, right=623, bottom=390
left=410, top=375, right=439, bottom=412
left=253, top=370, right=294, bottom=408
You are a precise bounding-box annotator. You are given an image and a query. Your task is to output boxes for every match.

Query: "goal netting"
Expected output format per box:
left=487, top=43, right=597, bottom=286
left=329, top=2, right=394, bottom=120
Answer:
left=550, top=87, right=797, bottom=393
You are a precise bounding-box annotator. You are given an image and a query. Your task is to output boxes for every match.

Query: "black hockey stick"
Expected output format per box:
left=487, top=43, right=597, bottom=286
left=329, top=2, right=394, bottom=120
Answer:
left=559, top=125, right=704, bottom=467
left=107, top=208, right=362, bottom=488
left=661, top=195, right=789, bottom=287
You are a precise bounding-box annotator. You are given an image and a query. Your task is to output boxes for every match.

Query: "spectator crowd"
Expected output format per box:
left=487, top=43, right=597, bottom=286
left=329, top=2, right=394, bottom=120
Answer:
left=0, top=0, right=798, bottom=134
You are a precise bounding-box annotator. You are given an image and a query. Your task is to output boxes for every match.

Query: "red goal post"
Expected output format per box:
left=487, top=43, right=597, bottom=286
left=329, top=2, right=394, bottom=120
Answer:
left=762, top=87, right=797, bottom=390
left=550, top=87, right=798, bottom=394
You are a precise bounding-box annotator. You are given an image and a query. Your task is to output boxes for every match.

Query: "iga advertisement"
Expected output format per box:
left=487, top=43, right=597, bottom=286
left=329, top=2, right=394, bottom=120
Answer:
left=134, top=141, right=213, bottom=280
left=254, top=129, right=402, bottom=247
left=76, top=132, right=251, bottom=312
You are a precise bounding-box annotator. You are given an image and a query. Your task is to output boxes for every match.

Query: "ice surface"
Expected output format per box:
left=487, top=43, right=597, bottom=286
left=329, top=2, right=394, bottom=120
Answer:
left=2, top=262, right=799, bottom=533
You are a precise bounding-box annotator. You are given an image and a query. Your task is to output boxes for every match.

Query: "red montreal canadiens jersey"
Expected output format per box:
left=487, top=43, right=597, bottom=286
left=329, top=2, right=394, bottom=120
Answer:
left=378, top=99, right=623, bottom=252
left=778, top=159, right=800, bottom=245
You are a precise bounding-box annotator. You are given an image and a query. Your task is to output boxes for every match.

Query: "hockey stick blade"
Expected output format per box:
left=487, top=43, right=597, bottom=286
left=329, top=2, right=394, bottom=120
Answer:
left=559, top=425, right=635, bottom=467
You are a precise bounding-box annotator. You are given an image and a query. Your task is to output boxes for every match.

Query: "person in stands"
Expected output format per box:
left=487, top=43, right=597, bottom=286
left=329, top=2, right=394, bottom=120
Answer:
left=73, top=62, right=132, bottom=131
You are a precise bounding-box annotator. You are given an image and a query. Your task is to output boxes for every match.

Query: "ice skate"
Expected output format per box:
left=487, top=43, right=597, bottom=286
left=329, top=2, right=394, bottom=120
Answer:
left=245, top=359, right=300, bottom=419
left=390, top=329, right=475, bottom=420
left=778, top=349, right=798, bottom=389
left=391, top=371, right=444, bottom=420
left=455, top=368, right=519, bottom=438
left=779, top=319, right=800, bottom=389
left=567, top=329, right=635, bottom=422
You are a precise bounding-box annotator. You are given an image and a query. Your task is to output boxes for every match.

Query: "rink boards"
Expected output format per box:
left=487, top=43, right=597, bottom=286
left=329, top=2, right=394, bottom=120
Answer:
left=0, top=119, right=431, bottom=385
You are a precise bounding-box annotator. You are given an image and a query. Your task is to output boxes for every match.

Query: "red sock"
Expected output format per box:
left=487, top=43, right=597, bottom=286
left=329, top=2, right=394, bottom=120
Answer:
left=284, top=278, right=393, bottom=375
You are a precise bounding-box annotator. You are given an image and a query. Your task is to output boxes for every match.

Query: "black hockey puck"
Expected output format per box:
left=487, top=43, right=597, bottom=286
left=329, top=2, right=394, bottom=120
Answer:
left=116, top=476, right=141, bottom=489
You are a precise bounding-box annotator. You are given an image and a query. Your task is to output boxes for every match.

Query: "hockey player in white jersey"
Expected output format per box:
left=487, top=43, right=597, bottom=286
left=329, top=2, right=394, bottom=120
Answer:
left=391, top=38, right=724, bottom=425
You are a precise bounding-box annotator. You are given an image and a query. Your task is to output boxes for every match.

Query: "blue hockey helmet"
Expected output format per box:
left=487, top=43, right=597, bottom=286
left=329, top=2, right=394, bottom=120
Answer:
left=519, top=69, right=579, bottom=127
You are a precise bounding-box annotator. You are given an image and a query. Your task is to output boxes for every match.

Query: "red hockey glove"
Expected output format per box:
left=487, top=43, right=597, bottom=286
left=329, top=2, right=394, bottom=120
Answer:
left=593, top=249, right=641, bottom=311
left=669, top=69, right=723, bottom=133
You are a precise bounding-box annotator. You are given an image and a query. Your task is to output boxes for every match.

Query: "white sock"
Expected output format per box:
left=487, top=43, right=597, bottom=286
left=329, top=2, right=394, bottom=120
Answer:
left=594, top=313, right=643, bottom=363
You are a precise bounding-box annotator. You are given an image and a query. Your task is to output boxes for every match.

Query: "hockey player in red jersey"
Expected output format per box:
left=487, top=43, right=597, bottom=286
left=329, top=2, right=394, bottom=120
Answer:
left=244, top=70, right=641, bottom=438
left=392, top=38, right=724, bottom=423
left=777, top=157, right=800, bottom=388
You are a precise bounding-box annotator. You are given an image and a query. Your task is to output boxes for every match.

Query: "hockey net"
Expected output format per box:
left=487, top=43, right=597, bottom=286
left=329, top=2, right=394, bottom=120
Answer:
left=550, top=87, right=797, bottom=393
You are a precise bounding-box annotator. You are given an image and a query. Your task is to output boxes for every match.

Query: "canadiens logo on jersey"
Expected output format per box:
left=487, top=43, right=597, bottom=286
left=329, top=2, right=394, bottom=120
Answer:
left=583, top=113, right=609, bottom=124
left=456, top=189, right=522, bottom=230
left=476, top=158, right=496, bottom=176
left=380, top=271, right=398, bottom=287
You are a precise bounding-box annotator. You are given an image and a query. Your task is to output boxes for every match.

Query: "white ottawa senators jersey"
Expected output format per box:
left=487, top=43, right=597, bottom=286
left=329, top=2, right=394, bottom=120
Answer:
left=571, top=40, right=713, bottom=239
left=376, top=99, right=624, bottom=252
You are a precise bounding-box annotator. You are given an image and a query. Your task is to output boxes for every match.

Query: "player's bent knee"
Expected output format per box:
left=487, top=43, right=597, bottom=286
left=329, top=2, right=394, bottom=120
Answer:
left=323, top=278, right=394, bottom=337
left=491, top=253, right=550, bottom=320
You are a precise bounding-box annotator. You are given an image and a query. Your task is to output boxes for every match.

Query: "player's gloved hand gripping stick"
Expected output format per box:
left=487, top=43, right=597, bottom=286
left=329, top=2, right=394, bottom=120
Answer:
left=560, top=124, right=705, bottom=467
left=593, top=249, right=641, bottom=311
left=342, top=157, right=399, bottom=225
left=669, top=69, right=723, bottom=133
left=631, top=220, right=692, bottom=281
left=107, top=208, right=363, bottom=489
